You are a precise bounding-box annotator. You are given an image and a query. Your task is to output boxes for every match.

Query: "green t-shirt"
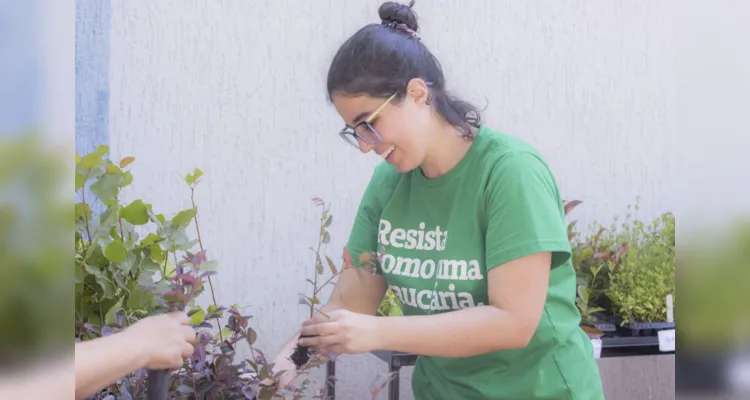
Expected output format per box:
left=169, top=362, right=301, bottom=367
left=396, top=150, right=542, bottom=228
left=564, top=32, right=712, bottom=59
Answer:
left=346, top=126, right=604, bottom=399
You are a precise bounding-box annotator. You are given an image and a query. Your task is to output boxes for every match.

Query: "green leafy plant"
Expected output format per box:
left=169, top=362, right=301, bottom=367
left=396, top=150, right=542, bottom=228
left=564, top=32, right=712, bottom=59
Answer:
left=565, top=199, right=676, bottom=328
left=377, top=289, right=403, bottom=317
left=75, top=145, right=165, bottom=337
left=287, top=198, right=396, bottom=400
left=564, top=199, right=626, bottom=326
left=291, top=198, right=355, bottom=371
left=75, top=146, right=401, bottom=399
left=576, top=286, right=605, bottom=327
left=75, top=147, right=313, bottom=399
left=606, top=208, right=675, bottom=325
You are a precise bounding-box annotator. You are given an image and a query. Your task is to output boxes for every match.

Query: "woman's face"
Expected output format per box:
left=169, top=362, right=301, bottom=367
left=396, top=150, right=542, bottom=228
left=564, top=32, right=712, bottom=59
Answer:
left=332, top=80, right=433, bottom=173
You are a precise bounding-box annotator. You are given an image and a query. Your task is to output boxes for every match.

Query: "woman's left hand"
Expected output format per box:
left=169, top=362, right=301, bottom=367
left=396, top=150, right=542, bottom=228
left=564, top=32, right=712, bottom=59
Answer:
left=298, top=309, right=382, bottom=357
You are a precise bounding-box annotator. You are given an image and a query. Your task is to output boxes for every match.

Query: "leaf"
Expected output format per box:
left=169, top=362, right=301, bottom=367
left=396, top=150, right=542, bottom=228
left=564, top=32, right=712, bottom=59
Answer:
left=75, top=203, right=92, bottom=221
left=564, top=200, right=583, bottom=216
left=105, top=298, right=124, bottom=325
left=185, top=168, right=204, bottom=185
left=95, top=144, right=110, bottom=156
left=75, top=173, right=86, bottom=191
left=325, top=256, right=338, bottom=275
left=172, top=207, right=197, bottom=228
left=189, top=306, right=206, bottom=325
left=322, top=231, right=331, bottom=244
left=96, top=275, right=116, bottom=299
left=79, top=152, right=102, bottom=169
left=177, top=385, right=194, bottom=394
left=126, top=287, right=154, bottom=309
left=121, top=199, right=150, bottom=225
left=324, top=215, right=333, bottom=228
left=139, top=233, right=162, bottom=248
left=104, top=240, right=127, bottom=263
left=118, top=170, right=133, bottom=188
left=119, top=156, right=135, bottom=168
left=90, top=173, right=122, bottom=204
left=201, top=260, right=218, bottom=271
left=359, top=252, right=374, bottom=264
left=298, top=296, right=311, bottom=306
left=215, top=327, right=233, bottom=341
left=150, top=246, right=165, bottom=263
left=75, top=153, right=81, bottom=164
left=160, top=224, right=190, bottom=252
left=247, top=327, right=258, bottom=345
left=147, top=209, right=164, bottom=228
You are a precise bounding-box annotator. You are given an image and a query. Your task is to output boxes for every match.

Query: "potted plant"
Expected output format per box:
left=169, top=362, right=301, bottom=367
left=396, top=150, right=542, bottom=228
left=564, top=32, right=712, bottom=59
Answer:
left=564, top=200, right=622, bottom=334
left=75, top=146, right=395, bottom=399
left=75, top=146, right=317, bottom=399
left=604, top=207, right=676, bottom=336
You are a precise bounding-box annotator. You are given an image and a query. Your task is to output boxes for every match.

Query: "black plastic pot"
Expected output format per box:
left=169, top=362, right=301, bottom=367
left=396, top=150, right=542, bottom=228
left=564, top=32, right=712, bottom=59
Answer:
left=591, top=313, right=618, bottom=333
left=146, top=369, right=170, bottom=400
left=619, top=320, right=675, bottom=336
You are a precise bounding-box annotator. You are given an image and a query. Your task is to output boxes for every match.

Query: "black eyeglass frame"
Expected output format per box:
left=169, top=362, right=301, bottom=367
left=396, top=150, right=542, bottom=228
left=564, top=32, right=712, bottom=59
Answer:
left=338, top=92, right=398, bottom=149
left=337, top=81, right=434, bottom=149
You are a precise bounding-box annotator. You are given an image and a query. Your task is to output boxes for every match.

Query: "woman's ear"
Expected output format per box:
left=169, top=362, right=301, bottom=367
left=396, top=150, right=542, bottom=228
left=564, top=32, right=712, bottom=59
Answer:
left=406, top=78, right=430, bottom=105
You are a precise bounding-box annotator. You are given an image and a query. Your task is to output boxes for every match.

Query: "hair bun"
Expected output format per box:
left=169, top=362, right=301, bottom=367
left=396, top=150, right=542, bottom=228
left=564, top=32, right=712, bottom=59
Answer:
left=378, top=1, right=419, bottom=32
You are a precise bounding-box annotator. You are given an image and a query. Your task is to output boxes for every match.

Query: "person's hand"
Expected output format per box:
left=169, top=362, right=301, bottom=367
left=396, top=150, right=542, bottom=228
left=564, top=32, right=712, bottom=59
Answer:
left=269, top=352, right=297, bottom=389
left=122, top=312, right=196, bottom=370
left=298, top=309, right=381, bottom=357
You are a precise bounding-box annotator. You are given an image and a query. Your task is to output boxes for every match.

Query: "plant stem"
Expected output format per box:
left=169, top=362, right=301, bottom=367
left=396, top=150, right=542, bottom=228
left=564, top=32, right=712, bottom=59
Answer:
left=75, top=309, right=94, bottom=340
left=310, top=225, right=325, bottom=319
left=162, top=251, right=170, bottom=280
left=190, top=186, right=223, bottom=341
left=118, top=216, right=125, bottom=241
left=313, top=272, right=342, bottom=298
left=81, top=168, right=93, bottom=245
left=189, top=359, right=198, bottom=395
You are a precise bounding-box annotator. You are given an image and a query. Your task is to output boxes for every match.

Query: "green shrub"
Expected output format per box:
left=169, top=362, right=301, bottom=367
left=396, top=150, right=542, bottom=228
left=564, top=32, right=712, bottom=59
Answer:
left=565, top=200, right=627, bottom=326
left=604, top=207, right=676, bottom=324
left=566, top=199, right=675, bottom=326
left=75, top=146, right=304, bottom=399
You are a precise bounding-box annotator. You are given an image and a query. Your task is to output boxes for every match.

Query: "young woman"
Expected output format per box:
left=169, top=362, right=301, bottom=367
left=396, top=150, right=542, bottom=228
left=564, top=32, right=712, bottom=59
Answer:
left=273, top=1, right=605, bottom=398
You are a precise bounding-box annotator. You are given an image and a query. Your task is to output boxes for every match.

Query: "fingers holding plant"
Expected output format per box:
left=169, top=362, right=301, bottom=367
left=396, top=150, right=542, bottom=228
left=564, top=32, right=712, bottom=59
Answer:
left=298, top=309, right=381, bottom=356
left=123, top=311, right=197, bottom=370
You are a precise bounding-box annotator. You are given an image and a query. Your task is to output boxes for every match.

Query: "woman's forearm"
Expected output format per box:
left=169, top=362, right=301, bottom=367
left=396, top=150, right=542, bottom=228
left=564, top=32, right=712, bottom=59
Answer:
left=75, top=333, right=146, bottom=399
left=375, top=305, right=534, bottom=358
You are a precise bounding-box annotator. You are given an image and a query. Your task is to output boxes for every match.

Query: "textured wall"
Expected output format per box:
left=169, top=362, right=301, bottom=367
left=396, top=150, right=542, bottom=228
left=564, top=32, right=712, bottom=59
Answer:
left=102, top=0, right=675, bottom=398
left=75, top=0, right=110, bottom=155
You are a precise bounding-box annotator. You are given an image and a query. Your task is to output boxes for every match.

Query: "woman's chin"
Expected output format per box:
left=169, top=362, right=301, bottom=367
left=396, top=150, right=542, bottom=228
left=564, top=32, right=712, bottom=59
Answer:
left=393, top=159, right=418, bottom=173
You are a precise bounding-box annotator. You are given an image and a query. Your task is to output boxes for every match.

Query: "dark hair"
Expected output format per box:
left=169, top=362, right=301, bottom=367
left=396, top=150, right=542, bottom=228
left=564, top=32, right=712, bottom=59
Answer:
left=326, top=0, right=481, bottom=140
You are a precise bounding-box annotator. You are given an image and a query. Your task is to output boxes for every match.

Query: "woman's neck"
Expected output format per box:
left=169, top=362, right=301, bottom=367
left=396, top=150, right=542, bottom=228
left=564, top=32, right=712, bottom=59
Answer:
left=419, top=121, right=477, bottom=179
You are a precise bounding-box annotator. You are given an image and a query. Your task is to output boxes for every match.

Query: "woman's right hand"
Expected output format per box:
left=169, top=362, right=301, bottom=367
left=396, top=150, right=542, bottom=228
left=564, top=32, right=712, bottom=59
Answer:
left=122, top=311, right=197, bottom=370
left=270, top=350, right=299, bottom=388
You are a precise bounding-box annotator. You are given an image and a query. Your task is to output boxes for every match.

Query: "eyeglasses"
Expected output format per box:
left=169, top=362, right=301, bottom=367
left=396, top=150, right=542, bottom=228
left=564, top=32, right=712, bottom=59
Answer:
left=338, top=92, right=397, bottom=149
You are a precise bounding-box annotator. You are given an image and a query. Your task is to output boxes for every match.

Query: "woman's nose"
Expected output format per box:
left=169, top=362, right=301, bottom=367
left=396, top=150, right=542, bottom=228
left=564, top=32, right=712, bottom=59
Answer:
left=358, top=139, right=374, bottom=154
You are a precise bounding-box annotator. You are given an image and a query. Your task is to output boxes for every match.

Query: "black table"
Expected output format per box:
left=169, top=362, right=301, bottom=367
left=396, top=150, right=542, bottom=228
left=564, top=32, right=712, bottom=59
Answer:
left=369, top=336, right=675, bottom=400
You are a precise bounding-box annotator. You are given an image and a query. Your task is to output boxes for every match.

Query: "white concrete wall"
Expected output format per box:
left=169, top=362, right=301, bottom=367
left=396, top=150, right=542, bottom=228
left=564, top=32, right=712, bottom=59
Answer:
left=106, top=1, right=677, bottom=398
